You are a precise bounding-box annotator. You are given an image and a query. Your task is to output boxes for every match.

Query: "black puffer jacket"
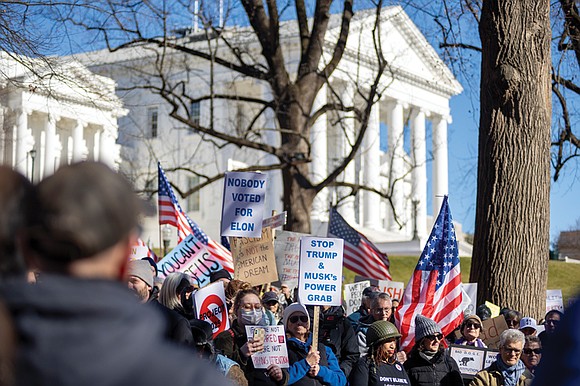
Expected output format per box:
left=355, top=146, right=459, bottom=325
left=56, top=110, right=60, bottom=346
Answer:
left=403, top=349, right=463, bottom=386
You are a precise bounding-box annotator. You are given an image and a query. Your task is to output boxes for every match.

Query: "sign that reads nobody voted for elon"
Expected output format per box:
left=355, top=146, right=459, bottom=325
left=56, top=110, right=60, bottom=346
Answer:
left=298, top=236, right=344, bottom=306
left=221, top=171, right=267, bottom=238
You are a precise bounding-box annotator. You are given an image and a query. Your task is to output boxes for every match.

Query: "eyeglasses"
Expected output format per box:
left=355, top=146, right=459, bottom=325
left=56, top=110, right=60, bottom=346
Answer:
left=505, top=319, right=519, bottom=327
left=289, top=315, right=309, bottom=324
left=502, top=348, right=522, bottom=354
left=465, top=323, right=481, bottom=329
left=545, top=319, right=560, bottom=326
left=373, top=307, right=391, bottom=314
left=425, top=334, right=443, bottom=341
left=241, top=304, right=263, bottom=311
left=523, top=348, right=542, bottom=355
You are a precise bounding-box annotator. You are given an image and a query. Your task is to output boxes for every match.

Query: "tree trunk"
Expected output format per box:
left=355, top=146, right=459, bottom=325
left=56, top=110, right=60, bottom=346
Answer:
left=471, top=0, right=552, bottom=319
left=282, top=163, right=316, bottom=233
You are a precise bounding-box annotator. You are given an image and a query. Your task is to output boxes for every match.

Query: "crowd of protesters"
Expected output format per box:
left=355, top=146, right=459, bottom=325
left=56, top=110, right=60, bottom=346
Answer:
left=0, top=161, right=578, bottom=386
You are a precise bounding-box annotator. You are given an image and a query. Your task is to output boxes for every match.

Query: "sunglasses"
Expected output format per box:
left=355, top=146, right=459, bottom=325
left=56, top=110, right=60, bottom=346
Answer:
left=523, top=348, right=542, bottom=355
left=425, top=333, right=443, bottom=341
left=465, top=323, right=481, bottom=329
left=289, top=315, right=309, bottom=324
left=545, top=319, right=560, bottom=326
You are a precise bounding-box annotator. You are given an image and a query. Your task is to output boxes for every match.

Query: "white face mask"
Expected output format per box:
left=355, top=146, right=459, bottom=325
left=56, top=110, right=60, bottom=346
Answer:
left=240, top=308, right=265, bottom=326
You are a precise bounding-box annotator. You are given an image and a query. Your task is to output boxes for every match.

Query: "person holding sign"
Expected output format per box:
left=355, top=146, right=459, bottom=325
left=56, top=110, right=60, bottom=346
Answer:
left=284, top=303, right=346, bottom=386
left=214, top=288, right=288, bottom=386
left=350, top=320, right=411, bottom=386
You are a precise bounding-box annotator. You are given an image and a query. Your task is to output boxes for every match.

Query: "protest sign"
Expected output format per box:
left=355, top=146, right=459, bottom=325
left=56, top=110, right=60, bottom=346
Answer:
left=245, top=325, right=289, bottom=369
left=449, top=345, right=498, bottom=378
left=221, top=171, right=267, bottom=237
left=479, top=315, right=508, bottom=349
left=263, top=212, right=287, bottom=229
left=462, top=283, right=478, bottom=316
left=377, top=280, right=405, bottom=301
left=344, top=281, right=371, bottom=315
left=298, top=236, right=344, bottom=306
left=129, top=245, right=149, bottom=261
left=195, top=282, right=230, bottom=338
left=274, top=231, right=306, bottom=288
left=157, top=234, right=223, bottom=287
left=449, top=345, right=486, bottom=377
left=485, top=301, right=501, bottom=318
left=231, top=227, right=278, bottom=286
left=546, top=289, right=564, bottom=313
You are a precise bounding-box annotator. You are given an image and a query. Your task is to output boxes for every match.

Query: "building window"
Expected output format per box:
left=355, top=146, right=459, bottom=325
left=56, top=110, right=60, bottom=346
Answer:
left=190, top=102, right=201, bottom=125
left=147, top=107, right=158, bottom=138
left=186, top=175, right=200, bottom=212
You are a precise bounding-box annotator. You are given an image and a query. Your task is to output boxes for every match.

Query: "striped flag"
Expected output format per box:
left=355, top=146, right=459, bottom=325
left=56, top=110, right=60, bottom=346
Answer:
left=327, top=207, right=392, bottom=280
left=157, top=162, right=234, bottom=273
left=395, top=196, right=464, bottom=352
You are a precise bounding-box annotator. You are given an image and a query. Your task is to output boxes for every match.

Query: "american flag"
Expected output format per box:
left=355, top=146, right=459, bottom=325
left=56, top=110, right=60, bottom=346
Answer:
left=327, top=207, right=392, bottom=280
left=157, top=162, right=234, bottom=273
left=395, top=196, right=464, bottom=352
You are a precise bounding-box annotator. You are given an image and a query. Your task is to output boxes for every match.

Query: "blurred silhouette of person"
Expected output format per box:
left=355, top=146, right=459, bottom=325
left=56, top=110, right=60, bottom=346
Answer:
left=0, top=162, right=228, bottom=386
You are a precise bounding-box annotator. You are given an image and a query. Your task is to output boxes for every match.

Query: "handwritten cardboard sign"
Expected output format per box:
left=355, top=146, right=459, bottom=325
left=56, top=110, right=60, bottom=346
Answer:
left=298, top=236, right=344, bottom=306
left=344, top=281, right=371, bottom=315
left=245, top=325, right=289, bottom=369
left=221, top=171, right=267, bottom=237
left=157, top=234, right=222, bottom=287
left=274, top=231, right=306, bottom=288
left=231, top=227, right=278, bottom=286
left=195, top=282, right=230, bottom=338
left=479, top=315, right=508, bottom=349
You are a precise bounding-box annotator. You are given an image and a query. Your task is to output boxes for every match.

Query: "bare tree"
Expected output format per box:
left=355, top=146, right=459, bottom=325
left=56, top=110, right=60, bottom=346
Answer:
left=51, top=0, right=428, bottom=233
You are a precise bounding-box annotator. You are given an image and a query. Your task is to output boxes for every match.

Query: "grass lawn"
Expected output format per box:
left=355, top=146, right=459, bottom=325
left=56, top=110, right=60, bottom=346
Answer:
left=343, top=256, right=580, bottom=309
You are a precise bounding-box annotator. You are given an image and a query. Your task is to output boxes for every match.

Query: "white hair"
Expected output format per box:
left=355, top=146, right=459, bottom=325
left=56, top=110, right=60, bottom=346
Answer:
left=499, top=328, right=525, bottom=347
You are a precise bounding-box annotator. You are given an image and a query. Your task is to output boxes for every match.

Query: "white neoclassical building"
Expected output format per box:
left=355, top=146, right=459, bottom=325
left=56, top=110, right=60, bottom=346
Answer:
left=0, top=53, right=126, bottom=180
left=78, top=6, right=472, bottom=256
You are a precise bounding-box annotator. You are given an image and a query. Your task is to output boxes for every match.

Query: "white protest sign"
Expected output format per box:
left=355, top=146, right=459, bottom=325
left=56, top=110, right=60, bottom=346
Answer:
left=274, top=231, right=307, bottom=288
left=221, top=171, right=267, bottom=237
left=377, top=280, right=405, bottom=301
left=129, top=246, right=150, bottom=261
left=298, top=236, right=344, bottom=306
left=157, top=234, right=223, bottom=287
left=546, top=289, right=564, bottom=313
left=462, top=283, right=478, bottom=316
left=263, top=212, right=287, bottom=229
left=344, top=281, right=371, bottom=315
left=195, top=282, right=230, bottom=338
left=449, top=345, right=486, bottom=377
left=245, top=325, right=289, bottom=369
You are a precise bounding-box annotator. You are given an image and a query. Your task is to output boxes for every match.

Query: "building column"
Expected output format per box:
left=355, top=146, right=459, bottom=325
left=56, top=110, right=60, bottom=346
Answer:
left=73, top=120, right=88, bottom=162
left=432, top=114, right=449, bottom=215
left=43, top=113, right=58, bottom=176
left=262, top=85, right=282, bottom=215
left=310, top=84, right=328, bottom=222
left=336, top=83, right=356, bottom=224
left=411, top=108, right=427, bottom=239
left=363, top=101, right=381, bottom=228
left=14, top=108, right=31, bottom=174
left=386, top=100, right=404, bottom=231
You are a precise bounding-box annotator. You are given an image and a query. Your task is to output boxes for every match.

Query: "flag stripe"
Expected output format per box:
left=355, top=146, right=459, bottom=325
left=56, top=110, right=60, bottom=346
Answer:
left=395, top=196, right=464, bottom=351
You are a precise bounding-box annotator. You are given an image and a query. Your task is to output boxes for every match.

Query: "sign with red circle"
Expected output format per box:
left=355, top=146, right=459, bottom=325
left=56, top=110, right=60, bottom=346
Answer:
left=195, top=283, right=230, bottom=338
